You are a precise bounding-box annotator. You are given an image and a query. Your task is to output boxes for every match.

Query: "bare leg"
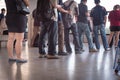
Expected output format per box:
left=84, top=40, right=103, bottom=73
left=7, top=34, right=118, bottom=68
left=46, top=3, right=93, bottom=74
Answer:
left=108, top=32, right=114, bottom=46
left=7, top=33, right=15, bottom=58
left=15, top=33, right=24, bottom=59
left=115, top=31, right=120, bottom=47
left=31, top=26, right=40, bottom=46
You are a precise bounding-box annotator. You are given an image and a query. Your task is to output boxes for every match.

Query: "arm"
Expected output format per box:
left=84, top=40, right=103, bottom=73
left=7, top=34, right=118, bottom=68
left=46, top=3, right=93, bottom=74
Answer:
left=23, top=0, right=29, bottom=6
left=50, top=0, right=69, bottom=14
left=104, top=16, right=107, bottom=25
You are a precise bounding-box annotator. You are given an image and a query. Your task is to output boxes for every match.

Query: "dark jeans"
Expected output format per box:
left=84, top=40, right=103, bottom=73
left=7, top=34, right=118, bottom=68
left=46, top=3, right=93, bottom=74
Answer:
left=39, top=20, right=58, bottom=55
left=64, top=23, right=80, bottom=52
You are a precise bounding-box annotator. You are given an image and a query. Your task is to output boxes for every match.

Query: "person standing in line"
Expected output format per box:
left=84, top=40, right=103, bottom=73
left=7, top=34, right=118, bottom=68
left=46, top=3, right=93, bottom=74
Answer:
left=37, top=0, right=70, bottom=59
left=90, top=0, right=110, bottom=51
left=31, top=9, right=41, bottom=47
left=77, top=0, right=97, bottom=52
left=0, top=8, right=6, bottom=34
left=0, top=8, right=5, bottom=22
left=108, top=5, right=120, bottom=48
left=5, top=0, right=29, bottom=63
left=62, top=0, right=81, bottom=54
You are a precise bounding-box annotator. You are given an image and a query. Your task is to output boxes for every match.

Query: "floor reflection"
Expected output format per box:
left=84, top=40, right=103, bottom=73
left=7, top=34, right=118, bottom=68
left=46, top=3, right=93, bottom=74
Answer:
left=0, top=43, right=120, bottom=80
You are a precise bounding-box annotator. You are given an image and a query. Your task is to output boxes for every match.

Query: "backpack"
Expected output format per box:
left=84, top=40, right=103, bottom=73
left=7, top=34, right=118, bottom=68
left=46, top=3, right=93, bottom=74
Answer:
left=36, top=0, right=54, bottom=21
left=62, top=1, right=74, bottom=28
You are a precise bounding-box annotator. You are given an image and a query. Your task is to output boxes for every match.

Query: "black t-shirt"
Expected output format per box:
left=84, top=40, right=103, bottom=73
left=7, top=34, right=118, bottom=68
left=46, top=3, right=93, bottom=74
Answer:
left=90, top=5, right=107, bottom=26
left=78, top=3, right=88, bottom=23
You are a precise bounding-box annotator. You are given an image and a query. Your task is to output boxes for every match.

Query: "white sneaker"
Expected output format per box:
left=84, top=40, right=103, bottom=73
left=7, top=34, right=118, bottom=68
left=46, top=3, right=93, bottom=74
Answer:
left=105, top=48, right=110, bottom=51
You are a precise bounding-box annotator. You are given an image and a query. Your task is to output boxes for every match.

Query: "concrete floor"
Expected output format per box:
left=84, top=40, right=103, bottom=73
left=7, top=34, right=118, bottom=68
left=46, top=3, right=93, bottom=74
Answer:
left=0, top=42, right=120, bottom=80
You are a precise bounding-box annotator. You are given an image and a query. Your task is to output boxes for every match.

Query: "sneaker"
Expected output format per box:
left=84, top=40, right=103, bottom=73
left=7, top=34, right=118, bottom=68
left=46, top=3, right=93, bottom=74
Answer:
left=105, top=48, right=110, bottom=51
left=89, top=48, right=98, bottom=52
left=58, top=52, right=68, bottom=56
left=16, top=59, right=27, bottom=63
left=67, top=51, right=72, bottom=54
left=39, top=54, right=47, bottom=58
left=47, top=55, right=59, bottom=59
left=75, top=51, right=82, bottom=54
left=80, top=48, right=85, bottom=52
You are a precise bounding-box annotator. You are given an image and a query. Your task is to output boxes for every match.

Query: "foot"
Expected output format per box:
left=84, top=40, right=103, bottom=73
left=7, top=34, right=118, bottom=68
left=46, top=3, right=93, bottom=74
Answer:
left=39, top=54, right=47, bottom=58
left=16, top=59, right=27, bottom=63
left=80, top=48, right=85, bottom=52
left=47, top=55, right=59, bottom=59
left=105, top=48, right=110, bottom=51
left=89, top=48, right=98, bottom=52
left=67, top=51, right=72, bottom=54
left=8, top=58, right=16, bottom=62
left=75, top=51, right=82, bottom=54
left=58, top=52, right=68, bottom=56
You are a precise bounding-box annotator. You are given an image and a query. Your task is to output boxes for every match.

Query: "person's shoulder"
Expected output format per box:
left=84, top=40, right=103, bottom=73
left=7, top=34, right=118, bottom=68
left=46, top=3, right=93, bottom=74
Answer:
left=99, top=5, right=106, bottom=10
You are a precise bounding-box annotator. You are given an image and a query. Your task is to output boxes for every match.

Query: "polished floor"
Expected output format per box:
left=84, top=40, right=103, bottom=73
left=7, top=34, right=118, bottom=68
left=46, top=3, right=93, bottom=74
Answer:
left=0, top=42, right=120, bottom=80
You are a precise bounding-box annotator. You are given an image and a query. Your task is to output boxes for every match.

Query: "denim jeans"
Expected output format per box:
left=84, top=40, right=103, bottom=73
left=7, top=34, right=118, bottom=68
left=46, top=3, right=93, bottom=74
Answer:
left=64, top=23, right=80, bottom=52
left=39, top=20, right=58, bottom=55
left=93, top=24, right=109, bottom=50
left=77, top=22, right=94, bottom=49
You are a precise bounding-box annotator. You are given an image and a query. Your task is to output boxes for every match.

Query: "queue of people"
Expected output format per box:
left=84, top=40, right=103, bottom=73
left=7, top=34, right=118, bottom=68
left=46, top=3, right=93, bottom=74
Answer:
left=1, top=0, right=120, bottom=63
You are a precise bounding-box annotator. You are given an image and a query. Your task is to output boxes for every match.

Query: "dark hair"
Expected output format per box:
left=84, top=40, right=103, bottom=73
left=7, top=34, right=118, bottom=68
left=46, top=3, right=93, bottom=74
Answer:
left=94, top=0, right=100, bottom=4
left=1, top=8, right=5, bottom=12
left=81, top=0, right=87, bottom=2
left=113, top=4, right=120, bottom=10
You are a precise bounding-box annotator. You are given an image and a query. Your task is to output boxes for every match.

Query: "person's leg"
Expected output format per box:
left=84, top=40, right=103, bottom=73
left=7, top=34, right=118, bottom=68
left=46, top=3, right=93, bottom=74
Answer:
left=108, top=32, right=114, bottom=47
left=31, top=26, right=40, bottom=46
left=85, top=25, right=97, bottom=52
left=77, top=22, right=84, bottom=50
left=99, top=24, right=109, bottom=50
left=38, top=23, right=47, bottom=56
left=58, top=21, right=64, bottom=52
left=14, top=33, right=24, bottom=59
left=71, top=23, right=81, bottom=53
left=58, top=21, right=67, bottom=55
left=93, top=25, right=100, bottom=50
left=85, top=24, right=94, bottom=49
left=114, top=31, right=120, bottom=47
left=7, top=32, right=15, bottom=59
left=46, top=21, right=59, bottom=59
left=64, top=28, right=72, bottom=53
left=48, top=21, right=58, bottom=55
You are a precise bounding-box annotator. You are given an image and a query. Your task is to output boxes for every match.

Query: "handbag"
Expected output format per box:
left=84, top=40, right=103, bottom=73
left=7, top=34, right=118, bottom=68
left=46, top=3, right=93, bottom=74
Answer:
left=16, top=0, right=30, bottom=15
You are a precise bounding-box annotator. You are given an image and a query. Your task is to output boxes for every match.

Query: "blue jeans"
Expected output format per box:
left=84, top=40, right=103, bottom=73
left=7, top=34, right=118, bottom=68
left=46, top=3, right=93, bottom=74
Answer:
left=93, top=24, right=109, bottom=50
left=39, top=20, right=58, bottom=55
left=77, top=22, right=94, bottom=49
left=64, top=23, right=80, bottom=52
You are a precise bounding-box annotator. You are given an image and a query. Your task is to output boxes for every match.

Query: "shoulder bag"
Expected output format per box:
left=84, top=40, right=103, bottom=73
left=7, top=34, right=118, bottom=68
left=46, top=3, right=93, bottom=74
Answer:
left=16, top=0, right=30, bottom=15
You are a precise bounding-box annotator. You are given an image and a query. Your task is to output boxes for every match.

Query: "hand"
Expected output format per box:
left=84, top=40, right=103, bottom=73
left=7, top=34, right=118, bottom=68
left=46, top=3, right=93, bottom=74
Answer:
left=66, top=10, right=71, bottom=14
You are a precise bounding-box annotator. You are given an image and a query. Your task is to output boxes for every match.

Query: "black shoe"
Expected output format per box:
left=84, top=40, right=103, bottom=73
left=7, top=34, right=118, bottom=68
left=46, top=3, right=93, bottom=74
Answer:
left=58, top=52, right=68, bottom=56
left=80, top=48, right=85, bottom=52
left=75, top=51, right=82, bottom=54
left=67, top=51, right=72, bottom=54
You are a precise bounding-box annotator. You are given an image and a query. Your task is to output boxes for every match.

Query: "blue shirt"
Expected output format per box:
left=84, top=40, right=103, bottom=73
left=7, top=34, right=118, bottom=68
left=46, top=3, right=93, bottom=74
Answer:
left=90, top=5, right=107, bottom=26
